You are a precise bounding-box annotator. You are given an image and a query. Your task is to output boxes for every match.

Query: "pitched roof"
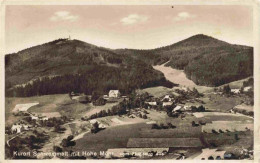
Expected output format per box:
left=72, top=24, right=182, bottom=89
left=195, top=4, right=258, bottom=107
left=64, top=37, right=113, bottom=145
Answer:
left=109, top=90, right=119, bottom=93
left=173, top=105, right=183, bottom=111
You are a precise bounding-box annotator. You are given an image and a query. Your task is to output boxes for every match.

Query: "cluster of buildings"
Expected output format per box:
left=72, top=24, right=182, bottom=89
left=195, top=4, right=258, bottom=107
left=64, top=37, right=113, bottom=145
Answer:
left=10, top=121, right=31, bottom=134
left=144, top=93, right=197, bottom=114
left=230, top=86, right=252, bottom=94
left=9, top=102, right=62, bottom=135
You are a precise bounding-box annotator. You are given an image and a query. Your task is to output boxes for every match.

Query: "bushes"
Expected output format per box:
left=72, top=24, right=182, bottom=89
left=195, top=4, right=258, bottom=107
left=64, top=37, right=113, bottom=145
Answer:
left=88, top=92, right=152, bottom=120
left=93, top=97, right=106, bottom=106
left=61, top=135, right=76, bottom=147
left=191, top=105, right=206, bottom=112
left=223, top=85, right=231, bottom=95
left=151, top=123, right=176, bottom=129
left=91, top=122, right=100, bottom=133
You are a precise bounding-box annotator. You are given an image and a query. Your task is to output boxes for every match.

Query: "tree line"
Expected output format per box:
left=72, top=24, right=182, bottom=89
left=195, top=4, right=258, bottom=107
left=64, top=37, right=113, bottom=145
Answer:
left=6, top=65, right=174, bottom=97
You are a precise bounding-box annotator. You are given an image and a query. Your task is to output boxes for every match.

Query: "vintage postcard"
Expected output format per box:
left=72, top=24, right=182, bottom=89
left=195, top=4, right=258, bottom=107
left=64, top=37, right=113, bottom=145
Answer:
left=0, top=0, right=259, bottom=162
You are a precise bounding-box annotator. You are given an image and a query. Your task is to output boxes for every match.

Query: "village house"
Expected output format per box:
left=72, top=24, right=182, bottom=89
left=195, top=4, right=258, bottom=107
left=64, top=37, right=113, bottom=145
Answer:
left=161, top=94, right=173, bottom=102
left=231, top=89, right=240, bottom=94
left=40, top=116, right=49, bottom=121
left=184, top=105, right=192, bottom=111
left=243, top=86, right=252, bottom=92
left=172, top=105, right=183, bottom=112
left=89, top=119, right=107, bottom=128
left=145, top=101, right=157, bottom=106
left=11, top=124, right=22, bottom=134
left=103, top=95, right=109, bottom=100
left=30, top=114, right=39, bottom=120
left=162, top=102, right=173, bottom=107
left=109, top=90, right=121, bottom=98
left=11, top=123, right=29, bottom=134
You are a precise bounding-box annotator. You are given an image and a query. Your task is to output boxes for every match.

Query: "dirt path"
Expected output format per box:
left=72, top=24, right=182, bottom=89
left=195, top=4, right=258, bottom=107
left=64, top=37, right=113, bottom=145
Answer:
left=6, top=132, right=25, bottom=147
left=37, top=123, right=72, bottom=159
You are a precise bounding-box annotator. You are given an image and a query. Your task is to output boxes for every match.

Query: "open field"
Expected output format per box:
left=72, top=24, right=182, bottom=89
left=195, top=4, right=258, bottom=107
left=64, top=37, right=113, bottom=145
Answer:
left=83, top=102, right=121, bottom=118
left=72, top=123, right=151, bottom=152
left=5, top=94, right=123, bottom=125
left=196, top=113, right=253, bottom=123
left=5, top=85, right=254, bottom=160
left=139, top=127, right=202, bottom=138
left=197, top=94, right=247, bottom=112
left=219, top=131, right=253, bottom=154
left=137, top=86, right=179, bottom=98
left=202, top=122, right=253, bottom=133
left=204, top=130, right=253, bottom=149
left=217, top=77, right=252, bottom=89
left=5, top=94, right=70, bottom=125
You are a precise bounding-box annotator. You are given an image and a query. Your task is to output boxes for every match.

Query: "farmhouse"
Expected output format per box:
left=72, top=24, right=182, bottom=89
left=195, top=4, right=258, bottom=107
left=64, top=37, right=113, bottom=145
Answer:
left=127, top=138, right=202, bottom=148
left=109, top=90, right=121, bottom=98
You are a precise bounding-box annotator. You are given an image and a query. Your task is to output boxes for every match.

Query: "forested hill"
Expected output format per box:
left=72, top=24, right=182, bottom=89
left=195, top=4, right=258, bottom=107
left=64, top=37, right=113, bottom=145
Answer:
left=114, top=34, right=253, bottom=86
left=5, top=39, right=174, bottom=97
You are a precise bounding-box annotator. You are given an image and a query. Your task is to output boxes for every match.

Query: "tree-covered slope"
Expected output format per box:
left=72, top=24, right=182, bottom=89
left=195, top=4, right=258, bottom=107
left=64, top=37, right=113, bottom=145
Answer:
left=5, top=39, right=174, bottom=97
left=115, top=34, right=253, bottom=86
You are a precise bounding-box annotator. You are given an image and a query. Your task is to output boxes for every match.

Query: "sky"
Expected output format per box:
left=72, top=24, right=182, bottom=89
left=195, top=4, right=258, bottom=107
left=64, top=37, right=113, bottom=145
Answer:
left=5, top=5, right=253, bottom=54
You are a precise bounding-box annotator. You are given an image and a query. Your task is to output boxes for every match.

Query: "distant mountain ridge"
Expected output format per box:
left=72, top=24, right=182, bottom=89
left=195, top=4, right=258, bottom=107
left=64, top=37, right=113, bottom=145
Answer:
left=114, top=34, right=253, bottom=86
left=5, top=34, right=253, bottom=97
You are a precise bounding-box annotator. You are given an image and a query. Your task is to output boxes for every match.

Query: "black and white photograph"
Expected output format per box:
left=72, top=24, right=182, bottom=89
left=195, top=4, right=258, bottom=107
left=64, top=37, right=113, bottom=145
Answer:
left=1, top=1, right=259, bottom=161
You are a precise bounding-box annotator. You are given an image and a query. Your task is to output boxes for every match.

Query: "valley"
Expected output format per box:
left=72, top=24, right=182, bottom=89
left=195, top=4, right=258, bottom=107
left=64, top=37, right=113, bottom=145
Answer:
left=4, top=34, right=254, bottom=160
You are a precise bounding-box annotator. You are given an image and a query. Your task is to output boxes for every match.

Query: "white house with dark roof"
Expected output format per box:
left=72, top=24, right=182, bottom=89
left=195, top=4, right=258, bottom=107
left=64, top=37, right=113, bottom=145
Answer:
left=109, top=90, right=121, bottom=98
